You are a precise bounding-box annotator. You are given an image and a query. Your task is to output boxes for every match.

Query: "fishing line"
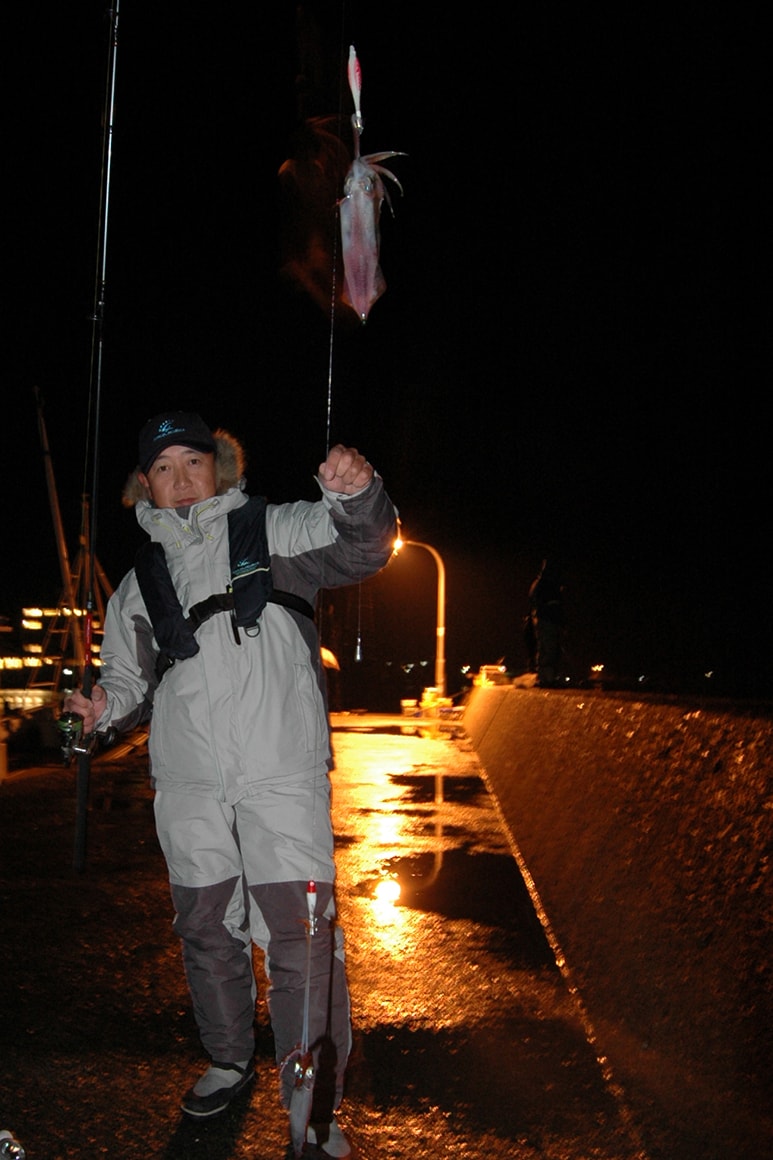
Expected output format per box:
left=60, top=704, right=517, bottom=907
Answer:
left=318, top=9, right=361, bottom=666
left=323, top=11, right=351, bottom=457
left=324, top=226, right=338, bottom=459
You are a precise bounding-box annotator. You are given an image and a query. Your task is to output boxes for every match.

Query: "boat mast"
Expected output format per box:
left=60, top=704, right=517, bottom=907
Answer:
left=33, top=387, right=85, bottom=674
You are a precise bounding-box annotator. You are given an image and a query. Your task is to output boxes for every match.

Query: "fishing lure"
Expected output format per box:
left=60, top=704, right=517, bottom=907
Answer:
left=281, top=880, right=319, bottom=1157
left=286, top=1048, right=315, bottom=1159
left=339, top=46, right=405, bottom=323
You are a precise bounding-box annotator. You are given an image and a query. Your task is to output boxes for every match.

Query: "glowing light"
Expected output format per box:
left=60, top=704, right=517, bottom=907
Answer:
left=374, top=877, right=401, bottom=904
left=391, top=533, right=447, bottom=696
left=369, top=873, right=415, bottom=956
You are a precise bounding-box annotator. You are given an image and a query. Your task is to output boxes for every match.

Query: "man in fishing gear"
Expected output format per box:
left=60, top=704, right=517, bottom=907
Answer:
left=64, top=410, right=398, bottom=1157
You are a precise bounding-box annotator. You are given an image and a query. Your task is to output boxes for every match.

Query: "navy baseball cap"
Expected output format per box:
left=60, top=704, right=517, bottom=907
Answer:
left=138, top=411, right=216, bottom=474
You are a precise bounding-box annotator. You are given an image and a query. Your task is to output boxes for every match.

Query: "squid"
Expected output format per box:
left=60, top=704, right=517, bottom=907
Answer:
left=339, top=46, right=405, bottom=323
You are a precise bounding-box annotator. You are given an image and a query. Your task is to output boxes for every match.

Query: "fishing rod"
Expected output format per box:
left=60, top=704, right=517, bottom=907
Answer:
left=58, top=1, right=121, bottom=873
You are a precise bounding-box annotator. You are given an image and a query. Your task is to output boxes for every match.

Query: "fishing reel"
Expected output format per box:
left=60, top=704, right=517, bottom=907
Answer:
left=57, top=711, right=118, bottom=766
left=0, top=1129, right=26, bottom=1159
left=57, top=711, right=97, bottom=766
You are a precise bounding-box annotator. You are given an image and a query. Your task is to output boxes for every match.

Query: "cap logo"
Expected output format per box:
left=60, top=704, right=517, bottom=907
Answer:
left=138, top=411, right=214, bottom=473
left=154, top=419, right=186, bottom=443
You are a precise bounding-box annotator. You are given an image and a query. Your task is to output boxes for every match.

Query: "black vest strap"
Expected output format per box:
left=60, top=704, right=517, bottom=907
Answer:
left=135, top=541, right=200, bottom=661
left=269, top=588, right=315, bottom=620
left=135, top=497, right=314, bottom=677
left=228, top=495, right=274, bottom=624
left=187, top=591, right=234, bottom=631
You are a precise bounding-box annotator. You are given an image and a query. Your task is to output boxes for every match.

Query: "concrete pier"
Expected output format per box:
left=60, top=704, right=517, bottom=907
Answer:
left=464, top=683, right=773, bottom=1159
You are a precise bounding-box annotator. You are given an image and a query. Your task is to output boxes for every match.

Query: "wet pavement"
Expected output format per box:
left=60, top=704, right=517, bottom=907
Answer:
left=2, top=718, right=657, bottom=1158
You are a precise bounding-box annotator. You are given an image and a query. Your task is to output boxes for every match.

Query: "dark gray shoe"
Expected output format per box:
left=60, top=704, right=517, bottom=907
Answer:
left=181, top=1061, right=254, bottom=1118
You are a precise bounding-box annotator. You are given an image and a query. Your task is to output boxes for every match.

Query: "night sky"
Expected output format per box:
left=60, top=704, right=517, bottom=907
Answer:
left=5, top=5, right=762, bottom=700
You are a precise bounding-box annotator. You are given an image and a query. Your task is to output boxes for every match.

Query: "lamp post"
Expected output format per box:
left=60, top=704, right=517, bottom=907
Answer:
left=393, top=536, right=446, bottom=697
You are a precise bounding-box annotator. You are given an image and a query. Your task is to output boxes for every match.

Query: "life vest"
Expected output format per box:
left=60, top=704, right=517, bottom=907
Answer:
left=135, top=495, right=314, bottom=677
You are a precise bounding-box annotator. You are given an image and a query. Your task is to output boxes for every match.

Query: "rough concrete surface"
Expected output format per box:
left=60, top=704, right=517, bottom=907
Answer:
left=464, top=685, right=773, bottom=1160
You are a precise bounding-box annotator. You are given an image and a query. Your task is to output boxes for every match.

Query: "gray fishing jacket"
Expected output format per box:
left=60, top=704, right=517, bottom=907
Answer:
left=95, top=469, right=397, bottom=802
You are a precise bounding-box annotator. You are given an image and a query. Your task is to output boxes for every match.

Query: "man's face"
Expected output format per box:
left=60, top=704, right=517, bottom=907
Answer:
left=139, top=444, right=217, bottom=509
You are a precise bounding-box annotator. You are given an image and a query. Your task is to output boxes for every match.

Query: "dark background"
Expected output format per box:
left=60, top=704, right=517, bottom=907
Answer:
left=3, top=4, right=762, bottom=703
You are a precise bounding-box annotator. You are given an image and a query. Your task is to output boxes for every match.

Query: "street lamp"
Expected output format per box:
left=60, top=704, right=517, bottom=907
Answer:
left=393, top=535, right=446, bottom=697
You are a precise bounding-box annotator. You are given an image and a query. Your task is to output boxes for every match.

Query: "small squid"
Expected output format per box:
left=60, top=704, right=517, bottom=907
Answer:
left=339, top=46, right=405, bottom=323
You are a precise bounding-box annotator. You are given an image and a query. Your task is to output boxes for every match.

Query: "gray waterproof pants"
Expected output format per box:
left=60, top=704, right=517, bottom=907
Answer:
left=154, top=770, right=351, bottom=1115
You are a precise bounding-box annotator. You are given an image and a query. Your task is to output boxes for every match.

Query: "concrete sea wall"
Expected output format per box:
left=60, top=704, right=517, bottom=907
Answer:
left=463, top=684, right=772, bottom=1159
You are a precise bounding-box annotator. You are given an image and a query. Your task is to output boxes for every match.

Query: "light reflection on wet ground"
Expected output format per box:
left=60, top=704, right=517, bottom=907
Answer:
left=328, top=724, right=647, bottom=1159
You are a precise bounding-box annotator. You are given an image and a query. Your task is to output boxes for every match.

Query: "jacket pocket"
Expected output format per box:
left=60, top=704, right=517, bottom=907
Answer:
left=293, top=662, right=327, bottom=752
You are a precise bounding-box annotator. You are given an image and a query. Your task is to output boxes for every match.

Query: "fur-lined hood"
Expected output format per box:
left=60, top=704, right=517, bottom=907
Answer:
left=121, top=429, right=247, bottom=507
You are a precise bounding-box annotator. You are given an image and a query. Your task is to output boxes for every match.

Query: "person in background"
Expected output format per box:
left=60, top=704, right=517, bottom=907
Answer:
left=522, top=610, right=538, bottom=674
left=528, top=558, right=566, bottom=687
left=64, top=411, right=398, bottom=1158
